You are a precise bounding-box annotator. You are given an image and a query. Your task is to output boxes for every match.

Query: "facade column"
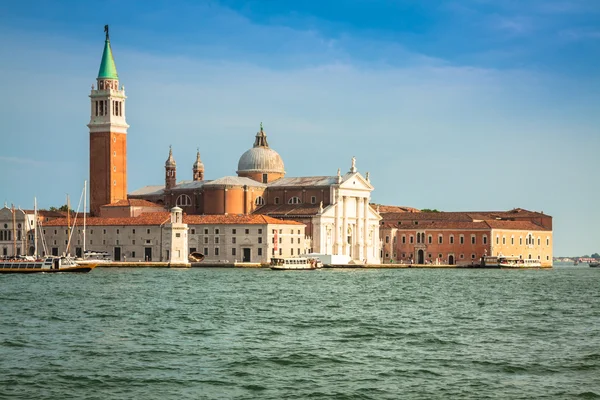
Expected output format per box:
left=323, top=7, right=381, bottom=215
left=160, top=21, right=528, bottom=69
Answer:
left=334, top=189, right=341, bottom=255
left=343, top=195, right=348, bottom=256
left=356, top=196, right=362, bottom=261
left=363, top=197, right=369, bottom=261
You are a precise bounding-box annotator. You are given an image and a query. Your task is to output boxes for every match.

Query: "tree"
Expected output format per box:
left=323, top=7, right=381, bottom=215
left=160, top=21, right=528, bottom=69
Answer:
left=420, top=209, right=440, bottom=213
left=48, top=204, right=73, bottom=212
left=592, top=253, right=600, bottom=259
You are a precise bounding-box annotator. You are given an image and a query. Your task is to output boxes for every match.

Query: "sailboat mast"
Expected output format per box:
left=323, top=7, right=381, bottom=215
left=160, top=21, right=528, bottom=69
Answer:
left=67, top=194, right=70, bottom=256
left=34, top=198, right=38, bottom=258
left=83, top=181, right=87, bottom=255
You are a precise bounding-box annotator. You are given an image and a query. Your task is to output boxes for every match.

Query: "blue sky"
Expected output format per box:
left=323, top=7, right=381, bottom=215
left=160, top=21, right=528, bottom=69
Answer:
left=0, top=0, right=598, bottom=256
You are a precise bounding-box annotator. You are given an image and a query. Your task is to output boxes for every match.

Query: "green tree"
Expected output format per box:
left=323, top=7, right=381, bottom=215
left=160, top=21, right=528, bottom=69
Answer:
left=420, top=209, right=440, bottom=213
left=591, top=253, right=600, bottom=259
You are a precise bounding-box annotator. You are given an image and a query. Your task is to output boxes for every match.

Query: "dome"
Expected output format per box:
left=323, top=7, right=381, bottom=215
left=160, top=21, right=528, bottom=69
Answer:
left=237, top=147, right=285, bottom=173
left=236, top=125, right=285, bottom=175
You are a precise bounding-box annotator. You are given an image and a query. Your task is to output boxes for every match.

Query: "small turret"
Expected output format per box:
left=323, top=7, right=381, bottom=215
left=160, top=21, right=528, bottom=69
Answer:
left=192, top=148, right=204, bottom=181
left=165, top=146, right=177, bottom=190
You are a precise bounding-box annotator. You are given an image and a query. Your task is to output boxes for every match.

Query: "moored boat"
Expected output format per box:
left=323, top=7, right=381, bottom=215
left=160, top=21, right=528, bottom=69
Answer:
left=482, top=255, right=541, bottom=268
left=270, top=257, right=322, bottom=270
left=0, top=256, right=97, bottom=273
left=590, top=262, right=600, bottom=268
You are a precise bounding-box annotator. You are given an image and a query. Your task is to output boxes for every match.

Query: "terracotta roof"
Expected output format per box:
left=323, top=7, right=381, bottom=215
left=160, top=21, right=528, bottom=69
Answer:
left=373, top=204, right=420, bottom=213
left=185, top=214, right=304, bottom=225
left=253, top=203, right=322, bottom=217
left=484, top=220, right=550, bottom=231
left=128, top=185, right=165, bottom=196
left=102, top=199, right=164, bottom=208
left=43, top=212, right=171, bottom=227
left=204, top=176, right=266, bottom=188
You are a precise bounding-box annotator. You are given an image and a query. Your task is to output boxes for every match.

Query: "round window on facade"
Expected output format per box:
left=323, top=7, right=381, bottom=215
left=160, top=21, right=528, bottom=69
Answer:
left=3, top=224, right=7, bottom=229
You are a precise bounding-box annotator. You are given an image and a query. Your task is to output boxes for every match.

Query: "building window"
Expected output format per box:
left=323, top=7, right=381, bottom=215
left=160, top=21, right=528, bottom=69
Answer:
left=496, top=236, right=499, bottom=245
left=262, top=173, right=268, bottom=183
left=471, top=236, right=476, bottom=245
left=132, top=240, right=136, bottom=245
left=288, top=197, right=301, bottom=204
left=438, top=235, right=443, bottom=244
left=385, top=236, right=390, bottom=244
left=460, top=254, right=464, bottom=259
left=215, top=229, right=220, bottom=234
left=191, top=229, right=195, bottom=234
left=258, top=237, right=262, bottom=244
left=538, top=238, right=541, bottom=246
left=291, top=248, right=294, bottom=255
left=232, top=248, right=236, bottom=256
left=176, top=195, right=192, bottom=207
left=311, top=196, right=316, bottom=204
left=232, top=237, right=236, bottom=244
left=215, top=247, right=219, bottom=256
left=402, top=235, right=406, bottom=244
left=450, top=235, right=454, bottom=244
left=245, top=229, right=249, bottom=234
left=274, top=197, right=280, bottom=205
left=502, top=237, right=506, bottom=245
left=116, top=229, right=120, bottom=234
left=258, top=248, right=262, bottom=256
left=471, top=253, right=476, bottom=259
left=132, top=229, right=136, bottom=234
left=255, top=196, right=264, bottom=206
left=483, top=235, right=487, bottom=245
left=520, top=237, right=523, bottom=245
left=546, top=237, right=549, bottom=246
left=258, top=229, right=262, bottom=234
left=147, top=229, right=151, bottom=234
left=132, top=251, right=136, bottom=258
left=511, top=237, right=514, bottom=245
left=204, top=229, right=208, bottom=234
left=460, top=235, right=464, bottom=244
left=203, top=237, right=208, bottom=244
left=410, top=235, right=414, bottom=244
left=232, top=229, right=237, bottom=234
left=204, top=248, right=209, bottom=256
left=279, top=248, right=282, bottom=255
left=215, top=237, right=220, bottom=244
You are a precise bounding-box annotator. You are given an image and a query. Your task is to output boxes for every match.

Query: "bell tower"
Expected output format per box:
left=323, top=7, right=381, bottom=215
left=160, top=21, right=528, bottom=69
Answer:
left=165, top=146, right=177, bottom=189
left=88, top=25, right=129, bottom=216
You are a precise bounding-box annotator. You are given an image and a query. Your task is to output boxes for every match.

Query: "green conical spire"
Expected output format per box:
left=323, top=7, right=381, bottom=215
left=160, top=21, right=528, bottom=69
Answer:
left=97, top=27, right=118, bottom=79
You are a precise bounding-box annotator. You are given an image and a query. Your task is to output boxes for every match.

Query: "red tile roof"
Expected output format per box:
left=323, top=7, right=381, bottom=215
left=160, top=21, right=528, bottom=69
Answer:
left=253, top=204, right=322, bottom=217
left=43, top=212, right=171, bottom=227
left=184, top=214, right=304, bottom=225
left=102, top=199, right=164, bottom=208
left=42, top=212, right=303, bottom=227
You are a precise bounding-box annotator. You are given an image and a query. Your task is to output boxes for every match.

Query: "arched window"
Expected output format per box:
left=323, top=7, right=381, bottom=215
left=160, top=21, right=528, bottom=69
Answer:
left=255, top=196, right=265, bottom=206
left=288, top=196, right=301, bottom=204
left=176, top=194, right=192, bottom=207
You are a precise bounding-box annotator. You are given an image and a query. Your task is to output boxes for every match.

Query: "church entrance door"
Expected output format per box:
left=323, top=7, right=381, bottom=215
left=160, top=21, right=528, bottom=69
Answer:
left=243, top=248, right=251, bottom=262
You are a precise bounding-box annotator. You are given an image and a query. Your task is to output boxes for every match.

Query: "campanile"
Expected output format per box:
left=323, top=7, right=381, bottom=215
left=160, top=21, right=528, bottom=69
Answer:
left=88, top=26, right=129, bottom=216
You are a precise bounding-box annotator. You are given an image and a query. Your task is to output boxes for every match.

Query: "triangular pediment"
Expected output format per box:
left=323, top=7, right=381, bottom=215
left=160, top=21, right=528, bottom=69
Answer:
left=339, top=172, right=373, bottom=191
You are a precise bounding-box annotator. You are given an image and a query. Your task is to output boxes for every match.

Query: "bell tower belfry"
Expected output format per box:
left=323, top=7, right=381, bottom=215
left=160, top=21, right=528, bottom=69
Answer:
left=88, top=25, right=129, bottom=216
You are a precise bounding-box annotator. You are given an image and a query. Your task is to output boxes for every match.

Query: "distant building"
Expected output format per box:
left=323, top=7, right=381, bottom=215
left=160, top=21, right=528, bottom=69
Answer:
left=378, top=208, right=553, bottom=266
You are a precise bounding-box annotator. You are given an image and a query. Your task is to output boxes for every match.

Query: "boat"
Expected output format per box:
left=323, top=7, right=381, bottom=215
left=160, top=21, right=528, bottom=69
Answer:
left=590, top=262, right=600, bottom=268
left=0, top=255, right=97, bottom=273
left=270, top=257, right=323, bottom=270
left=482, top=255, right=541, bottom=268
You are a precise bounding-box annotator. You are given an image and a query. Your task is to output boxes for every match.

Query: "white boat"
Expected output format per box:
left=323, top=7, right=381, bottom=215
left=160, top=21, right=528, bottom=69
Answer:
left=482, top=255, right=541, bottom=268
left=0, top=255, right=97, bottom=273
left=270, top=257, right=323, bottom=270
left=76, top=250, right=112, bottom=265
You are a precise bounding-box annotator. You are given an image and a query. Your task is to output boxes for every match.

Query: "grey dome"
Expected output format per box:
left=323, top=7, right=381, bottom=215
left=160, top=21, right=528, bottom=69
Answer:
left=236, top=125, right=285, bottom=174
left=237, top=147, right=285, bottom=174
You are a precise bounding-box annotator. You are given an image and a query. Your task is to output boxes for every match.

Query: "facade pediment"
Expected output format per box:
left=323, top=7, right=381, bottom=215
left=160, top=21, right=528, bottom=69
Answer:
left=339, top=172, right=373, bottom=191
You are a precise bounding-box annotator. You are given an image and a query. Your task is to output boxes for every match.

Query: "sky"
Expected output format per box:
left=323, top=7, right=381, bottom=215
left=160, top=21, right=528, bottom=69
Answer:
left=0, top=0, right=598, bottom=256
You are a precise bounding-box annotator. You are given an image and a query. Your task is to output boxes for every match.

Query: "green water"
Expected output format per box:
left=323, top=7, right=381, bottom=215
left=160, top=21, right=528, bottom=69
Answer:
left=1, top=266, right=599, bottom=399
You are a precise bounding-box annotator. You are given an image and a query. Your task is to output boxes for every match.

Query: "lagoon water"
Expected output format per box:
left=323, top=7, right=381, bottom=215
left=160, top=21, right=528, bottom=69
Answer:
left=1, top=265, right=599, bottom=399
